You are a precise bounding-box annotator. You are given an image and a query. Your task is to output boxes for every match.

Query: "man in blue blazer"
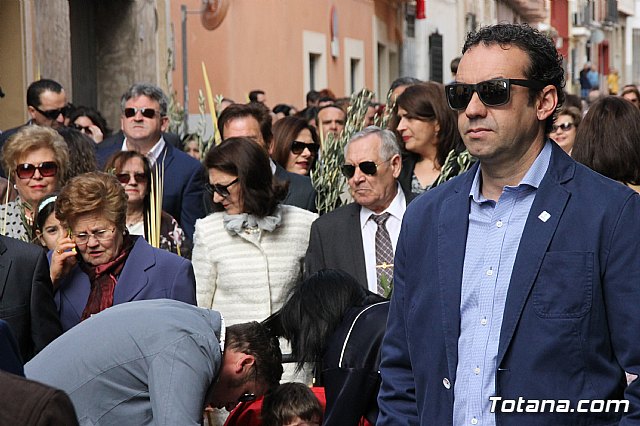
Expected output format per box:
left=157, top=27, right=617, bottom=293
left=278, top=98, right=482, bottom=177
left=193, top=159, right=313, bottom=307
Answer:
left=96, top=83, right=206, bottom=239
left=378, top=24, right=640, bottom=425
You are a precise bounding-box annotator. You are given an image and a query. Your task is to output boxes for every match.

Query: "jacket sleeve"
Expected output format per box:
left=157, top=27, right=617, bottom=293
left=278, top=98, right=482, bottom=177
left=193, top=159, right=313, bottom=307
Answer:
left=192, top=221, right=217, bottom=308
left=170, top=258, right=197, bottom=305
left=179, top=164, right=207, bottom=240
left=30, top=250, right=62, bottom=358
left=303, top=219, right=324, bottom=279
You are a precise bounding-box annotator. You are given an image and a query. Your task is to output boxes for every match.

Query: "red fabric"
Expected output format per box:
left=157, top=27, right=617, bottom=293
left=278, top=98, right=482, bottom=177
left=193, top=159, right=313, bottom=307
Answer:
left=80, top=235, right=133, bottom=321
left=416, top=0, right=426, bottom=19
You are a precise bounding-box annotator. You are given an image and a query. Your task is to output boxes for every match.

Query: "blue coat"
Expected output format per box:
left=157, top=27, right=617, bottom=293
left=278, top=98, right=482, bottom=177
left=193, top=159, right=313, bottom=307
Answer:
left=378, top=142, right=640, bottom=425
left=54, top=236, right=196, bottom=332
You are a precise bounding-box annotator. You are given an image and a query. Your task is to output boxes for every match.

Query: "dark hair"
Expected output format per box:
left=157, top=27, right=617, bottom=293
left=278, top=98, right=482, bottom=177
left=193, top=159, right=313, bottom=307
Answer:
left=272, top=116, right=319, bottom=171
left=450, top=56, right=461, bottom=74
left=57, top=128, right=98, bottom=181
left=261, top=383, right=322, bottom=426
left=563, top=92, right=583, bottom=111
left=248, top=90, right=265, bottom=103
left=204, top=137, right=287, bottom=217
left=34, top=192, right=60, bottom=236
left=120, top=83, right=168, bottom=116
left=104, top=150, right=152, bottom=211
left=217, top=103, right=273, bottom=148
left=67, top=105, right=112, bottom=137
left=390, top=76, right=421, bottom=92
left=572, top=96, right=640, bottom=185
left=306, top=90, right=321, bottom=105
left=315, top=104, right=346, bottom=126
left=27, top=79, right=63, bottom=108
left=390, top=82, right=464, bottom=168
left=226, top=321, right=283, bottom=390
left=272, top=104, right=295, bottom=117
left=462, top=23, right=565, bottom=134
left=621, top=84, right=640, bottom=105
left=279, top=269, right=385, bottom=372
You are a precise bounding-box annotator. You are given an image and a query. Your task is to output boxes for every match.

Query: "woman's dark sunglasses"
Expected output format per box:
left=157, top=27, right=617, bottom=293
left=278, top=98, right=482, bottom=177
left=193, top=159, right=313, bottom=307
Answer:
left=291, top=141, right=320, bottom=155
left=33, top=105, right=71, bottom=120
left=205, top=178, right=239, bottom=198
left=551, top=122, right=574, bottom=132
left=116, top=172, right=148, bottom=184
left=123, top=107, right=159, bottom=119
left=16, top=161, right=58, bottom=180
left=445, top=78, right=545, bottom=111
left=341, top=159, right=389, bottom=179
left=72, top=123, right=93, bottom=134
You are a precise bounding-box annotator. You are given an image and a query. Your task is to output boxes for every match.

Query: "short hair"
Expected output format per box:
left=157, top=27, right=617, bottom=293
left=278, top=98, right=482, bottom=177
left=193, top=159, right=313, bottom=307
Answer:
left=67, top=105, right=112, bottom=137
left=225, top=321, right=283, bottom=390
left=55, top=171, right=128, bottom=231
left=34, top=192, right=59, bottom=236
left=27, top=79, right=63, bottom=108
left=306, top=90, right=321, bottom=105
left=272, top=116, right=319, bottom=170
left=261, top=383, right=323, bottom=426
left=390, top=76, right=421, bottom=92
left=390, top=82, right=464, bottom=167
left=555, top=105, right=582, bottom=129
left=462, top=23, right=565, bottom=134
left=315, top=104, right=346, bottom=126
left=279, top=269, right=385, bottom=371
left=344, top=126, right=400, bottom=162
left=120, top=83, right=168, bottom=116
left=248, top=90, right=265, bottom=103
left=572, top=96, right=640, bottom=185
left=3, top=125, right=69, bottom=186
left=272, top=104, right=294, bottom=117
left=57, top=128, right=98, bottom=181
left=204, top=137, right=287, bottom=217
left=621, top=84, right=640, bottom=102
left=217, top=103, right=273, bottom=148
left=450, top=56, right=461, bottom=74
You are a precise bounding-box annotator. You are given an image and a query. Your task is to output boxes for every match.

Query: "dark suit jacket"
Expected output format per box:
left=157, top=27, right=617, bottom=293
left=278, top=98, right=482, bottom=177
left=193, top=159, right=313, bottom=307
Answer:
left=0, top=236, right=61, bottom=362
left=96, top=139, right=206, bottom=239
left=54, top=236, right=196, bottom=332
left=305, top=187, right=415, bottom=288
left=378, top=143, right=640, bottom=425
left=0, top=319, right=25, bottom=376
left=0, top=370, right=79, bottom=426
left=274, top=163, right=316, bottom=212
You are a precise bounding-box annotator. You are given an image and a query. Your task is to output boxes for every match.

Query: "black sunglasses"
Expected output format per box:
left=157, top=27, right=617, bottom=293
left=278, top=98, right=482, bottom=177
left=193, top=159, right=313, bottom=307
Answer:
left=123, top=107, right=159, bottom=119
left=116, top=172, right=148, bottom=184
left=551, top=122, right=574, bottom=132
left=291, top=141, right=320, bottom=155
left=341, top=159, right=390, bottom=179
left=205, top=178, right=239, bottom=198
left=16, top=161, right=58, bottom=180
left=33, top=104, right=70, bottom=120
left=237, top=393, right=257, bottom=403
left=72, top=123, right=93, bottom=134
left=445, top=78, right=546, bottom=111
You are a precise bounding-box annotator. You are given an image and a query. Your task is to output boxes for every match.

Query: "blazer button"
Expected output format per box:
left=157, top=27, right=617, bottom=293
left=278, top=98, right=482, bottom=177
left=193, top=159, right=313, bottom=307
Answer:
left=443, top=378, right=451, bottom=389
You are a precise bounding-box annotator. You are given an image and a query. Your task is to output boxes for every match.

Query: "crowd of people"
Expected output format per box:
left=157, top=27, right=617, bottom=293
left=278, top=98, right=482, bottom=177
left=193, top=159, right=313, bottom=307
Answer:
left=0, top=21, right=639, bottom=426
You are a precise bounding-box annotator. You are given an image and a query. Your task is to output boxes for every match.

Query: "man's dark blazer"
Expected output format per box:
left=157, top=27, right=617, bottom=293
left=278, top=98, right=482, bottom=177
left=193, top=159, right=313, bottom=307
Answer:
left=0, top=319, right=25, bottom=376
left=0, top=235, right=61, bottom=362
left=54, top=236, right=196, bottom=332
left=378, top=142, right=640, bottom=425
left=274, top=163, right=316, bottom=212
left=305, top=186, right=414, bottom=288
left=96, top=138, right=206, bottom=239
left=96, top=131, right=181, bottom=163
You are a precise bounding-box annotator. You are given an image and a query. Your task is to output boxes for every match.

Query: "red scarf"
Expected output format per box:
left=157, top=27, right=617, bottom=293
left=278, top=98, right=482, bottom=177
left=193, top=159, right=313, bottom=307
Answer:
left=80, top=235, right=134, bottom=321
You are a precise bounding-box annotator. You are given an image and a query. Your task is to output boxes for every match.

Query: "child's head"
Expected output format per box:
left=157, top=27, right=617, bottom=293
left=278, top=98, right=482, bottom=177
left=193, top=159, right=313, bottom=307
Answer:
left=261, top=383, right=322, bottom=426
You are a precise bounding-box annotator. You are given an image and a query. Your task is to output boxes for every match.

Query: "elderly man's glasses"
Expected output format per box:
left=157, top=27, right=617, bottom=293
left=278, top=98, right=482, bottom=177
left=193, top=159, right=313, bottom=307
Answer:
left=32, top=105, right=70, bottom=120
left=550, top=122, right=574, bottom=133
left=123, top=107, right=159, bottom=119
left=72, top=228, right=116, bottom=246
left=291, top=141, right=320, bottom=155
left=341, top=160, right=390, bottom=179
left=445, top=78, right=545, bottom=111
left=116, top=172, right=148, bottom=184
left=16, top=162, right=58, bottom=179
left=205, top=178, right=239, bottom=198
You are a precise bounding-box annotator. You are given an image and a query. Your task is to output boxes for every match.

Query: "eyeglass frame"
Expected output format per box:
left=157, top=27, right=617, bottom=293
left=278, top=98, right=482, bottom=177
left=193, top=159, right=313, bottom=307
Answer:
left=550, top=122, right=574, bottom=133
left=123, top=107, right=161, bottom=119
left=116, top=172, right=148, bottom=185
left=71, top=228, right=117, bottom=246
left=445, top=78, right=546, bottom=111
left=341, top=159, right=391, bottom=179
left=290, top=141, right=320, bottom=155
left=205, top=177, right=239, bottom=198
left=31, top=104, right=71, bottom=120
left=15, top=161, right=58, bottom=180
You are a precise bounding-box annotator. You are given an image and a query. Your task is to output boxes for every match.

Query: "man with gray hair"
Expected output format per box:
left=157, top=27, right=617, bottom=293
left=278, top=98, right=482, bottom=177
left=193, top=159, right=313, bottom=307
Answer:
left=97, top=82, right=206, bottom=239
left=305, top=126, right=413, bottom=294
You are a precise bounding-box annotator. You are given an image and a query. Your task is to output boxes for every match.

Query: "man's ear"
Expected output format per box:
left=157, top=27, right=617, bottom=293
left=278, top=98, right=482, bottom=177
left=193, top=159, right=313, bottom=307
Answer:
left=27, top=106, right=37, bottom=121
left=536, top=85, right=558, bottom=122
left=160, top=115, right=170, bottom=133
left=235, top=353, right=256, bottom=374
left=390, top=153, right=402, bottom=179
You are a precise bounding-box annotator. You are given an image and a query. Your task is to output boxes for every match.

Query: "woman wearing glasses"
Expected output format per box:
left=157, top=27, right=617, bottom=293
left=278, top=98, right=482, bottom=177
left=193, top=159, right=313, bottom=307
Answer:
left=0, top=126, right=69, bottom=241
left=104, top=151, right=188, bottom=257
left=271, top=116, right=320, bottom=176
left=549, top=106, right=581, bottom=155
left=49, top=172, right=196, bottom=332
left=390, top=82, right=466, bottom=195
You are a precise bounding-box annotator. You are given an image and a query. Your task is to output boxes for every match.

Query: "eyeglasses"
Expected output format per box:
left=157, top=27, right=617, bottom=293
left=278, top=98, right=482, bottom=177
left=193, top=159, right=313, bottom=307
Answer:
left=15, top=162, right=58, bottom=179
left=445, top=78, right=546, bottom=111
left=291, top=141, right=320, bottom=155
left=237, top=393, right=256, bottom=403
left=72, top=228, right=116, bottom=245
left=341, top=159, right=390, bottom=179
left=123, top=107, right=159, bottom=119
left=550, top=122, right=574, bottom=133
left=116, top=172, right=148, bottom=184
left=205, top=178, right=239, bottom=198
left=72, top=123, right=92, bottom=134
left=32, top=104, right=70, bottom=120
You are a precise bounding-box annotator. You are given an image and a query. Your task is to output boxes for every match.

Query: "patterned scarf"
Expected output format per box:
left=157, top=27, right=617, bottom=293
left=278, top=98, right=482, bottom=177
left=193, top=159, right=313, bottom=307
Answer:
left=80, top=235, right=135, bottom=321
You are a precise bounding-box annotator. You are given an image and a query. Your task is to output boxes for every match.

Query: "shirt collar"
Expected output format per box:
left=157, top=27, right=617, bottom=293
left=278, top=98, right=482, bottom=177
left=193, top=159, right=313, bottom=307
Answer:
left=122, top=136, right=166, bottom=167
left=360, top=182, right=406, bottom=229
left=469, top=140, right=552, bottom=203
